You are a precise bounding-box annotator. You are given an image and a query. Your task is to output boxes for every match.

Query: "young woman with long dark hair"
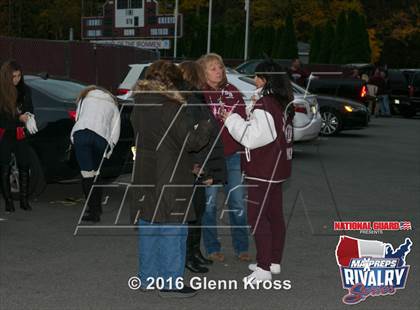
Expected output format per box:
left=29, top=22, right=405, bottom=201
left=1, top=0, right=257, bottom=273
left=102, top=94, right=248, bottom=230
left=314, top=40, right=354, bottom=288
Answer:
left=220, top=60, right=294, bottom=283
left=0, top=60, right=38, bottom=213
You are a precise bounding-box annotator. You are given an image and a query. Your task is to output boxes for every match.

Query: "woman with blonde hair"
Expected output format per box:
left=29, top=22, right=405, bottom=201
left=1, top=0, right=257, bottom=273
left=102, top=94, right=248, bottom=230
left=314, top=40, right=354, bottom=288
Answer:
left=0, top=60, right=37, bottom=213
left=70, top=85, right=121, bottom=222
left=197, top=53, right=249, bottom=262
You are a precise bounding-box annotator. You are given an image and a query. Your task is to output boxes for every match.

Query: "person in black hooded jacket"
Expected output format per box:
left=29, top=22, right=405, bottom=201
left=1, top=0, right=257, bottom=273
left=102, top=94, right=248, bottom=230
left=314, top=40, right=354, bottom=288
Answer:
left=179, top=61, right=227, bottom=274
left=0, top=60, right=37, bottom=213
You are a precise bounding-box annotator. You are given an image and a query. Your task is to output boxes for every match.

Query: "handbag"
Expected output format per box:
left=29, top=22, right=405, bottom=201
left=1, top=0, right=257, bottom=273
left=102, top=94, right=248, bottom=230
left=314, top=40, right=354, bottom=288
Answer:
left=16, top=126, right=26, bottom=140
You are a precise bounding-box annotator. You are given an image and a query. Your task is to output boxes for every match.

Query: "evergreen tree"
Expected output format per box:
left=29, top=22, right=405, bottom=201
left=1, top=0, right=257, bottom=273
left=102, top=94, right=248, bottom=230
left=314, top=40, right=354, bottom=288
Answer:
left=318, top=20, right=335, bottom=63
left=330, top=11, right=347, bottom=64
left=272, top=27, right=283, bottom=58
left=309, top=26, right=322, bottom=63
left=279, top=14, right=298, bottom=59
left=231, top=25, right=245, bottom=58
left=261, top=26, right=274, bottom=57
left=359, top=14, right=371, bottom=62
left=212, top=23, right=225, bottom=56
left=250, top=27, right=264, bottom=58
left=341, top=10, right=371, bottom=63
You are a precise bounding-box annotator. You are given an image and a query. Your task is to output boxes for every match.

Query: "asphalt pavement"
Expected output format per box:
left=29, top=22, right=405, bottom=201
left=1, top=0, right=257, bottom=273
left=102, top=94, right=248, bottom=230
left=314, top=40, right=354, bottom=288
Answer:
left=1, top=116, right=419, bottom=310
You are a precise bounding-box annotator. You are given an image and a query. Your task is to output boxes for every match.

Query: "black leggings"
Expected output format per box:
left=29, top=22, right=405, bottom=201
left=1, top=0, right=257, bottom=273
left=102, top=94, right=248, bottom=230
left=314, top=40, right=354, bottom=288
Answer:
left=0, top=134, right=31, bottom=170
left=187, top=186, right=206, bottom=256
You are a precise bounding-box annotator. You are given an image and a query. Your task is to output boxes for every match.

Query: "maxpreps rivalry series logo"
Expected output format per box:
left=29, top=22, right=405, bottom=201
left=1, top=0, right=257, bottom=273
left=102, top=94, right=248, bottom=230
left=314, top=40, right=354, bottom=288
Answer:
left=335, top=236, right=413, bottom=305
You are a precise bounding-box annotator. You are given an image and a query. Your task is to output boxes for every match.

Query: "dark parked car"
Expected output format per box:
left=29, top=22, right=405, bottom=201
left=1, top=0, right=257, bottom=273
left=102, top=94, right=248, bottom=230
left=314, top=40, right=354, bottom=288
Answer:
left=401, top=69, right=420, bottom=117
left=236, top=60, right=369, bottom=105
left=289, top=81, right=367, bottom=136
left=306, top=77, right=368, bottom=105
left=9, top=75, right=133, bottom=198
left=317, top=95, right=369, bottom=136
left=386, top=69, right=411, bottom=116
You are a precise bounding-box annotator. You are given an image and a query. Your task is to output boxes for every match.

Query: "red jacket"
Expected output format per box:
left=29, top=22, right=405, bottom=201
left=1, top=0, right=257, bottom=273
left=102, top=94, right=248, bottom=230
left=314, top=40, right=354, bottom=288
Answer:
left=203, top=83, right=246, bottom=156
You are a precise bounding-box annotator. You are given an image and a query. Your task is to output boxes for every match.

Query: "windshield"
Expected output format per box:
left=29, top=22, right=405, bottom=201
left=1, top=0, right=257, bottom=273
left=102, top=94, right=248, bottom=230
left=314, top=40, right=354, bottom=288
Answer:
left=26, top=78, right=85, bottom=102
left=292, top=82, right=307, bottom=94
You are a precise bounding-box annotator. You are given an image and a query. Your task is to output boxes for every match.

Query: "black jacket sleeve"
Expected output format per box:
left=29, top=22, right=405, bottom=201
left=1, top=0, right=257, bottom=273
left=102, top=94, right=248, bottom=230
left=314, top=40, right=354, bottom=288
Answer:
left=0, top=85, right=33, bottom=130
left=20, top=85, right=34, bottom=114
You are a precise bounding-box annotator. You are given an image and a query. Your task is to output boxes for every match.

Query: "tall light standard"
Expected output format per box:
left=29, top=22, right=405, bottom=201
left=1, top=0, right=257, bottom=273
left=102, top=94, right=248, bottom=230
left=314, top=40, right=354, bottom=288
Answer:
left=173, top=0, right=179, bottom=59
left=244, top=0, right=250, bottom=60
left=207, top=0, right=213, bottom=53
left=8, top=0, right=12, bottom=35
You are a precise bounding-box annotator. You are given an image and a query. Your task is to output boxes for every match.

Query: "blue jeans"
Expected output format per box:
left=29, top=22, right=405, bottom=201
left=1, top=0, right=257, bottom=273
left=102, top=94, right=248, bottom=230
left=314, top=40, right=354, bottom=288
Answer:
left=379, top=95, right=391, bottom=116
left=138, top=219, right=187, bottom=289
left=73, top=129, right=107, bottom=173
left=202, top=153, right=249, bottom=255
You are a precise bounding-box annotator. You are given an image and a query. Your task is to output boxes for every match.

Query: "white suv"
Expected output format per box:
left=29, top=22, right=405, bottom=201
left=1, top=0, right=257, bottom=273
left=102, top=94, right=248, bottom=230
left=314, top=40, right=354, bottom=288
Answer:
left=117, top=64, right=321, bottom=142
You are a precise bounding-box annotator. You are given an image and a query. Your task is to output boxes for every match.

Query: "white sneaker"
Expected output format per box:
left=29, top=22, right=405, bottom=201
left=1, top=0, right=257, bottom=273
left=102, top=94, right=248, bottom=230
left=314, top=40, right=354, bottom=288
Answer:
left=248, top=263, right=281, bottom=274
left=244, top=267, right=272, bottom=285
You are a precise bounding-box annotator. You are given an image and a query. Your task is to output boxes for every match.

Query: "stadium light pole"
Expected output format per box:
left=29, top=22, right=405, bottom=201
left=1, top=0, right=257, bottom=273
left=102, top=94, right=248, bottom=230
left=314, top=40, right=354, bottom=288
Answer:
left=173, top=0, right=179, bottom=59
left=8, top=0, right=12, bottom=35
left=207, top=0, right=213, bottom=53
left=244, top=0, right=250, bottom=60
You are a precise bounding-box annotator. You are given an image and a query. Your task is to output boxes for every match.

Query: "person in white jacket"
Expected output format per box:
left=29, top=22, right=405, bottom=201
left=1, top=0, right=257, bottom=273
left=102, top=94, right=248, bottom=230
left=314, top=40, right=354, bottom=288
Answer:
left=220, top=60, right=294, bottom=284
left=70, top=86, right=121, bottom=222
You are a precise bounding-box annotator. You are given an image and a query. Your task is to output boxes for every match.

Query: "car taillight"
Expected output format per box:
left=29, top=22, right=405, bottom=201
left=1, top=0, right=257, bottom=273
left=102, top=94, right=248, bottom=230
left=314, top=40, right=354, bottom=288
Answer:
left=117, top=88, right=130, bottom=95
left=68, top=110, right=76, bottom=121
left=360, top=85, right=367, bottom=98
left=294, top=106, right=307, bottom=114
left=409, top=85, right=414, bottom=97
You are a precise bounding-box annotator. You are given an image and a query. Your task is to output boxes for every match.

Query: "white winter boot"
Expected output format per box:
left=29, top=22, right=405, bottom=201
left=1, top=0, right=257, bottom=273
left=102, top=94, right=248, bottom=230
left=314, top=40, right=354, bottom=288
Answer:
left=248, top=263, right=281, bottom=274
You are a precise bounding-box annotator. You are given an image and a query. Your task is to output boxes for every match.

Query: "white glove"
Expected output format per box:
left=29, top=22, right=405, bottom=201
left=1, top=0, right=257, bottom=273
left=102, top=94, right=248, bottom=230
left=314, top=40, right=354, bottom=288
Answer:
left=25, top=113, right=38, bottom=135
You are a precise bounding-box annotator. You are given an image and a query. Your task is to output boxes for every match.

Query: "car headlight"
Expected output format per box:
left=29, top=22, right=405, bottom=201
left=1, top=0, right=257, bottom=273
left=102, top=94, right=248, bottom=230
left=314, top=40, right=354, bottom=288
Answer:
left=394, top=99, right=400, bottom=104
left=131, top=146, right=136, bottom=160
left=344, top=105, right=353, bottom=112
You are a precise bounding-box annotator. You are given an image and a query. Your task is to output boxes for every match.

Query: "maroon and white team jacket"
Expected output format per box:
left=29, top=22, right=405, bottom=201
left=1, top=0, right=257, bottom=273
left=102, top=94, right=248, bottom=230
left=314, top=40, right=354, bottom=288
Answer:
left=203, top=83, right=246, bottom=157
left=224, top=94, right=293, bottom=183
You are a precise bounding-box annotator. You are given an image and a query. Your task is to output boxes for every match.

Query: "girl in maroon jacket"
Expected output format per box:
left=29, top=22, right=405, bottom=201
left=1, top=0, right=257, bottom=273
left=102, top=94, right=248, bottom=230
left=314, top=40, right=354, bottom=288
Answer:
left=221, top=60, right=294, bottom=284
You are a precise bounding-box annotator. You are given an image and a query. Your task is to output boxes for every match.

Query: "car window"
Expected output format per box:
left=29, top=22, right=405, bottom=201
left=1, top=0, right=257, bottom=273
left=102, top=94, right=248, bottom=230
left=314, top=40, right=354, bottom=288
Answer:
left=413, top=72, right=420, bottom=87
left=236, top=61, right=260, bottom=75
left=226, top=67, right=240, bottom=74
left=138, top=66, right=149, bottom=80
left=30, top=87, right=63, bottom=108
left=26, top=78, right=85, bottom=102
left=292, top=82, right=306, bottom=94
left=388, top=70, right=408, bottom=87
left=238, top=76, right=255, bottom=86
